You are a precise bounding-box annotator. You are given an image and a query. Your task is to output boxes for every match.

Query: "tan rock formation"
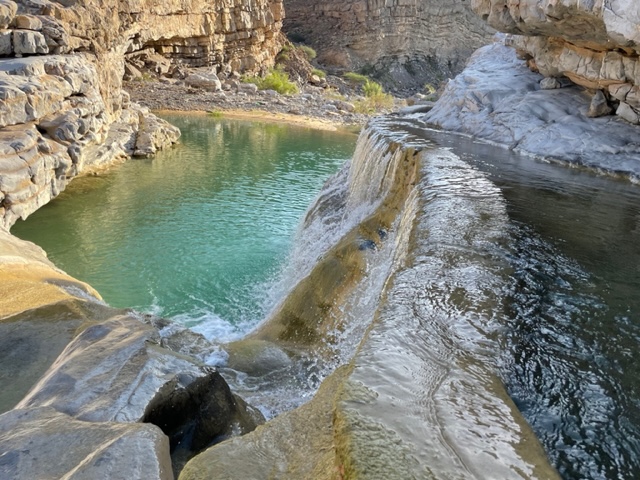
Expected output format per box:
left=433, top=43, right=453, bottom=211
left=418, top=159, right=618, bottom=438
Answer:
left=1, top=0, right=285, bottom=229
left=470, top=0, right=640, bottom=123
left=282, top=0, right=494, bottom=91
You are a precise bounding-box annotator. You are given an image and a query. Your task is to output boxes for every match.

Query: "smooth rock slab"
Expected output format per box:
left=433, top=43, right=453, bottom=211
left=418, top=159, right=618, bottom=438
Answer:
left=17, top=315, right=208, bottom=422
left=0, top=407, right=173, bottom=480
left=422, top=41, right=640, bottom=178
left=0, top=299, right=117, bottom=414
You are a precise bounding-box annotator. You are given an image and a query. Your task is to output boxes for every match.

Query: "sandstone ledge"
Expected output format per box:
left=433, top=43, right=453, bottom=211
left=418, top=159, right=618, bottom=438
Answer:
left=420, top=41, right=640, bottom=180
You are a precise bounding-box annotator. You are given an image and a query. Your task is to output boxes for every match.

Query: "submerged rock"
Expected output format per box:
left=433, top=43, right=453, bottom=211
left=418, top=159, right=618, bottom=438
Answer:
left=0, top=407, right=173, bottom=480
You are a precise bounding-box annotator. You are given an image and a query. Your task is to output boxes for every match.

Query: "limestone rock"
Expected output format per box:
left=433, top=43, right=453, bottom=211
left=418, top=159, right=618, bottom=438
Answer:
left=0, top=407, right=173, bottom=480
left=184, top=72, right=222, bottom=91
left=238, top=81, right=258, bottom=93
left=283, top=0, right=494, bottom=91
left=11, top=14, right=41, bottom=31
left=12, top=29, right=47, bottom=55
left=0, top=29, right=11, bottom=55
left=587, top=90, right=613, bottom=118
left=17, top=316, right=201, bottom=422
left=469, top=0, right=640, bottom=129
left=0, top=0, right=16, bottom=30
left=422, top=42, right=640, bottom=178
left=617, top=102, right=640, bottom=125
left=132, top=106, right=181, bottom=157
left=15, top=314, right=262, bottom=459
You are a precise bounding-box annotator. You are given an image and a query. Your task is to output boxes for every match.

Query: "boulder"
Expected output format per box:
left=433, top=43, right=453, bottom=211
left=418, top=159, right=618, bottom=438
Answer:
left=184, top=72, right=222, bottom=91
left=0, top=300, right=117, bottom=415
left=0, top=407, right=173, bottom=480
left=0, top=0, right=16, bottom=30
left=133, top=107, right=181, bottom=157
left=237, top=81, right=258, bottom=94
left=12, top=29, right=48, bottom=56
left=16, top=315, right=262, bottom=460
left=11, top=14, right=42, bottom=31
left=616, top=102, right=640, bottom=124
left=587, top=90, right=613, bottom=118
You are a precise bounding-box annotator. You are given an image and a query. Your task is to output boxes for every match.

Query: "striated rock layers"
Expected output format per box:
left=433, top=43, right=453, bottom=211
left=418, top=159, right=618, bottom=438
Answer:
left=470, top=0, right=640, bottom=124
left=282, top=0, right=494, bottom=92
left=0, top=0, right=285, bottom=230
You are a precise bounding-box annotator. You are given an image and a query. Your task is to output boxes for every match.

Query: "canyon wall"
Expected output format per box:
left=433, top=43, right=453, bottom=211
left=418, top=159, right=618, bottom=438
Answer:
left=0, top=0, right=284, bottom=230
left=282, top=0, right=494, bottom=92
left=470, top=0, right=640, bottom=124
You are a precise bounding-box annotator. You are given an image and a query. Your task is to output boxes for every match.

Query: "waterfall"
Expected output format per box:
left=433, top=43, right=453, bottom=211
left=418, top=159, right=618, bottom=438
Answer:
left=211, top=117, right=559, bottom=478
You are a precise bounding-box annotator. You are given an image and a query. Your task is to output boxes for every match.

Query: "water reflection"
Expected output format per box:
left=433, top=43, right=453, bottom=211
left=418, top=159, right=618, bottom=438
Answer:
left=420, top=128, right=640, bottom=480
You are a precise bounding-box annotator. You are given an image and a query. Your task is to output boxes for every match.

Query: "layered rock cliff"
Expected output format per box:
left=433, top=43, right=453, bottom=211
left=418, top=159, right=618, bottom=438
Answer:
left=0, top=0, right=285, bottom=230
left=282, top=0, right=494, bottom=92
left=470, top=0, right=640, bottom=124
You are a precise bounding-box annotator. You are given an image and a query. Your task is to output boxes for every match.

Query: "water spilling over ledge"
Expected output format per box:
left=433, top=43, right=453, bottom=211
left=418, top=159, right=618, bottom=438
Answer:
left=181, top=118, right=562, bottom=479
left=4, top=114, right=639, bottom=479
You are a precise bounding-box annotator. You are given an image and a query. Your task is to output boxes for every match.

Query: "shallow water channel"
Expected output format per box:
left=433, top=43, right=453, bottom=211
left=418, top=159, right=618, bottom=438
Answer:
left=12, top=114, right=640, bottom=479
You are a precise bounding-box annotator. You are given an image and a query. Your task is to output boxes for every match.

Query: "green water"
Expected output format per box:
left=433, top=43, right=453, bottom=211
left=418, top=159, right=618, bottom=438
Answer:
left=12, top=115, right=356, bottom=339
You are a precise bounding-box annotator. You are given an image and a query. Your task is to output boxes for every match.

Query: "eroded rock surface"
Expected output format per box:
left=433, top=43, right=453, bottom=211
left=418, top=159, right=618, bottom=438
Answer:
left=421, top=41, right=640, bottom=178
left=470, top=0, right=640, bottom=124
left=1, top=0, right=287, bottom=229
left=0, top=407, right=173, bottom=480
left=283, top=0, right=494, bottom=92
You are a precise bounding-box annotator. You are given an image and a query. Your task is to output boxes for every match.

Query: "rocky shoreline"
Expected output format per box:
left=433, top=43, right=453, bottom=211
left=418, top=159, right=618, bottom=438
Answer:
left=125, top=76, right=402, bottom=129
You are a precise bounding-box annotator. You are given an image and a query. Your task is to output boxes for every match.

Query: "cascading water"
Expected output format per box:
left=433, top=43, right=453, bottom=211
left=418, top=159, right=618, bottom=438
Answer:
left=11, top=113, right=639, bottom=478
left=218, top=116, right=639, bottom=479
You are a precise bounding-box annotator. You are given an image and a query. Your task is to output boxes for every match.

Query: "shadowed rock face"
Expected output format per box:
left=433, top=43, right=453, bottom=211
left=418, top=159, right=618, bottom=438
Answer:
left=282, top=0, right=494, bottom=92
left=469, top=0, right=640, bottom=124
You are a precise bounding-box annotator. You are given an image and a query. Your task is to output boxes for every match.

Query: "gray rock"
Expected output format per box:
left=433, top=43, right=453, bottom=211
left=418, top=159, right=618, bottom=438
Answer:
left=237, top=82, right=258, bottom=94
left=609, top=83, right=632, bottom=102
left=133, top=107, right=180, bottom=157
left=0, top=29, right=11, bottom=55
left=423, top=42, right=640, bottom=177
left=0, top=407, right=173, bottom=480
left=16, top=316, right=192, bottom=422
left=540, top=77, right=562, bottom=90
left=398, top=103, right=435, bottom=115
left=16, top=314, right=262, bottom=460
left=12, top=29, right=48, bottom=56
left=587, top=90, right=613, bottom=118
left=0, top=0, right=16, bottom=30
left=11, top=14, right=42, bottom=31
left=333, top=99, right=355, bottom=112
left=124, top=61, right=143, bottom=81
left=616, top=102, right=640, bottom=124
left=0, top=299, right=116, bottom=415
left=184, top=72, right=222, bottom=91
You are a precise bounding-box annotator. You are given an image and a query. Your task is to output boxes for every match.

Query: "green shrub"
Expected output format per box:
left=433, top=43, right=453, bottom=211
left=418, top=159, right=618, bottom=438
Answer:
left=243, top=69, right=298, bottom=95
left=363, top=79, right=383, bottom=98
left=424, top=83, right=436, bottom=95
left=343, top=72, right=369, bottom=85
left=311, top=68, right=326, bottom=78
left=354, top=81, right=394, bottom=113
left=208, top=110, right=224, bottom=118
left=298, top=45, right=317, bottom=60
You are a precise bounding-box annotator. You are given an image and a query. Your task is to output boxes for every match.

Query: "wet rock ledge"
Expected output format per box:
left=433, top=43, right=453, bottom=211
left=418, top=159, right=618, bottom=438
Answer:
left=0, top=228, right=264, bottom=479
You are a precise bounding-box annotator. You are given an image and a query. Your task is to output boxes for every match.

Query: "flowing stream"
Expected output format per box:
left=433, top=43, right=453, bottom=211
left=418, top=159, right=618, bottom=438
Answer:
left=11, top=114, right=640, bottom=479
